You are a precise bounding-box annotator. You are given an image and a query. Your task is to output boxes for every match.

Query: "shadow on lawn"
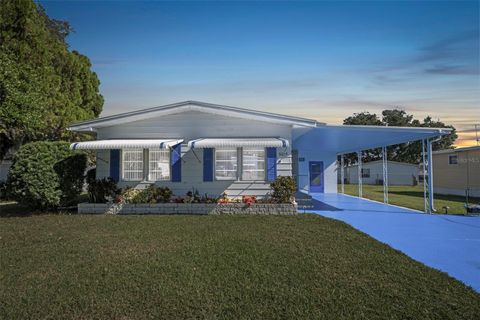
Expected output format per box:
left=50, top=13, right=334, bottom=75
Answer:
left=0, top=202, right=34, bottom=217
left=0, top=202, right=75, bottom=218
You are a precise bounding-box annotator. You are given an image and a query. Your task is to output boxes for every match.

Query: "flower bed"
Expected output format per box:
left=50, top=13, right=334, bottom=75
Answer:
left=81, top=176, right=298, bottom=215
left=77, top=202, right=298, bottom=215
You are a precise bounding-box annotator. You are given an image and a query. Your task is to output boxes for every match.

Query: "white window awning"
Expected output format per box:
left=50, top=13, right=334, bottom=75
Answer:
left=188, top=138, right=289, bottom=149
left=70, top=139, right=184, bottom=150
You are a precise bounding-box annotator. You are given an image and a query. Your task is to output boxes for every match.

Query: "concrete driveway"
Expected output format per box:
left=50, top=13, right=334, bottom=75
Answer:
left=305, top=193, right=480, bottom=292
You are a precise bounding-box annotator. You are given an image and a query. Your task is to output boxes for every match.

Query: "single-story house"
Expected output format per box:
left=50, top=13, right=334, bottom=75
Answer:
left=68, top=101, right=451, bottom=202
left=432, top=146, right=480, bottom=197
left=342, top=160, right=419, bottom=186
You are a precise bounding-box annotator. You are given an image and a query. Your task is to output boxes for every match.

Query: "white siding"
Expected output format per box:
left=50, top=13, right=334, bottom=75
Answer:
left=95, top=110, right=292, bottom=197
left=97, top=110, right=292, bottom=140
left=344, top=161, right=419, bottom=186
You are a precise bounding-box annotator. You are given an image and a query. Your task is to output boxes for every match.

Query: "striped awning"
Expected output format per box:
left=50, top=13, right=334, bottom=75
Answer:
left=188, top=138, right=289, bottom=149
left=70, top=139, right=184, bottom=150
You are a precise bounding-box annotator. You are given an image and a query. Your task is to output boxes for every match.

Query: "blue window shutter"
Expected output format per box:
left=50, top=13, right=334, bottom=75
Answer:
left=110, top=149, right=120, bottom=182
left=266, top=147, right=277, bottom=182
left=203, top=148, right=214, bottom=182
left=171, top=144, right=182, bottom=182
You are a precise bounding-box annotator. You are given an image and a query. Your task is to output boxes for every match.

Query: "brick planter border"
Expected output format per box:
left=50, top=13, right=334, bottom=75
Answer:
left=78, top=203, right=298, bottom=215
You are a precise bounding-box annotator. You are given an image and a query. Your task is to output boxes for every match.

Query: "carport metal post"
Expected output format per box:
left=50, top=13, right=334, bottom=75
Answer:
left=382, top=146, right=389, bottom=204
left=340, top=154, right=345, bottom=194
left=357, top=151, right=363, bottom=198
left=422, top=139, right=428, bottom=213
left=427, top=138, right=435, bottom=213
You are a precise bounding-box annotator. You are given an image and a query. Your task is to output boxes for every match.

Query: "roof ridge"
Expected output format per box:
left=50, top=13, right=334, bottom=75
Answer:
left=69, top=100, right=320, bottom=129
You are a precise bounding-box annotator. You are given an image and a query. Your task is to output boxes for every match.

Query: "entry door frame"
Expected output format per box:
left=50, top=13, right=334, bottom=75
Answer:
left=309, top=161, right=324, bottom=193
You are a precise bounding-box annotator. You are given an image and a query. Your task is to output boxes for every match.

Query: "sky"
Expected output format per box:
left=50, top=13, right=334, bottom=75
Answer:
left=41, top=1, right=480, bottom=147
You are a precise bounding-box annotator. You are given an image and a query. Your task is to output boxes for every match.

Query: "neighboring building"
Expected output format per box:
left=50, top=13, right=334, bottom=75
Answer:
left=342, top=160, right=419, bottom=186
left=432, top=146, right=480, bottom=197
left=68, top=101, right=450, bottom=198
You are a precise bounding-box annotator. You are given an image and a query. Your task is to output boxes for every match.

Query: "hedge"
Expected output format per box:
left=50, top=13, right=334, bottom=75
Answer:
left=6, top=141, right=87, bottom=210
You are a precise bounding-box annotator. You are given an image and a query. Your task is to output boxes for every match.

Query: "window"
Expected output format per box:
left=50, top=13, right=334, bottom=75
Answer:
left=215, top=148, right=238, bottom=180
left=361, top=168, right=370, bottom=178
left=242, top=148, right=265, bottom=180
left=149, top=150, right=170, bottom=181
left=449, top=155, right=458, bottom=165
left=122, top=149, right=144, bottom=181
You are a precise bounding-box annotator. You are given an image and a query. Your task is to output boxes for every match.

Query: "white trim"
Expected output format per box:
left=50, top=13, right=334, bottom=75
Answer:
left=70, top=139, right=183, bottom=150
left=189, top=137, right=288, bottom=149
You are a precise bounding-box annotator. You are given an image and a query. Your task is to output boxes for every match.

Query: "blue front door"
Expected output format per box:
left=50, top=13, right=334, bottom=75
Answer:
left=309, top=161, right=324, bottom=193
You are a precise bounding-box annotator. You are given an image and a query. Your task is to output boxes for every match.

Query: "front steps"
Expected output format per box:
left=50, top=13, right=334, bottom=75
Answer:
left=295, top=192, right=314, bottom=211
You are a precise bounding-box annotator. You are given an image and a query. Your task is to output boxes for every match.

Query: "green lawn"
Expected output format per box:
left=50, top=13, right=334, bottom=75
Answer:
left=339, top=184, right=479, bottom=214
left=0, top=214, right=478, bottom=319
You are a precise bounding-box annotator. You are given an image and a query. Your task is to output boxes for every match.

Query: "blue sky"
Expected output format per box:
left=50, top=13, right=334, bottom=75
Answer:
left=41, top=1, right=479, bottom=146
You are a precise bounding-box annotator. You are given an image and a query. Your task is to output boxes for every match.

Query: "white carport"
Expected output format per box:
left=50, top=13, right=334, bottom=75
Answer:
left=294, top=125, right=452, bottom=214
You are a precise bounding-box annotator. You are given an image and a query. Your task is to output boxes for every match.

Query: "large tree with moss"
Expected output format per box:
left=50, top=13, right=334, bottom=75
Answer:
left=0, top=0, right=103, bottom=159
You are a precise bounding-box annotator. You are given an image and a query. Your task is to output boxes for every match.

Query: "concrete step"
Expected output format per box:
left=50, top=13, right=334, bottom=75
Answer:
left=295, top=192, right=314, bottom=209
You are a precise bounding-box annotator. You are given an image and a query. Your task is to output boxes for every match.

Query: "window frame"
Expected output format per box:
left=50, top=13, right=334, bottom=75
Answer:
left=361, top=168, right=370, bottom=178
left=241, top=147, right=266, bottom=181
left=213, top=147, right=267, bottom=182
left=121, top=149, right=172, bottom=182
left=214, top=148, right=239, bottom=181
left=148, top=149, right=171, bottom=181
left=448, top=155, right=458, bottom=165
left=121, top=149, right=145, bottom=182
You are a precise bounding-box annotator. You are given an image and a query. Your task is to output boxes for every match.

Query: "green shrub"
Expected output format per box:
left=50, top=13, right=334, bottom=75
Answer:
left=155, top=186, right=173, bottom=203
left=54, top=154, right=88, bottom=206
left=0, top=181, right=7, bottom=200
left=86, top=168, right=96, bottom=185
left=6, top=141, right=87, bottom=210
left=87, top=178, right=119, bottom=203
left=122, top=187, right=153, bottom=203
left=121, top=185, right=173, bottom=204
left=270, top=176, right=296, bottom=203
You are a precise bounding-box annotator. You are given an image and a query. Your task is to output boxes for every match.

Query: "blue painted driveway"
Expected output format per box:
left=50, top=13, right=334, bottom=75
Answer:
left=305, top=193, right=480, bottom=292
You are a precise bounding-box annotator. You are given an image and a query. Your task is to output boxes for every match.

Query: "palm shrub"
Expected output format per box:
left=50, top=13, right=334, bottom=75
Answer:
left=270, top=176, right=296, bottom=203
left=6, top=141, right=87, bottom=210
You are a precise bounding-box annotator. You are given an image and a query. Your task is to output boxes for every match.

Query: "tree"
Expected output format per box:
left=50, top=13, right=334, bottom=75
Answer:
left=342, top=112, right=382, bottom=165
left=343, top=111, right=383, bottom=126
left=342, top=109, right=457, bottom=164
left=0, top=0, right=103, bottom=160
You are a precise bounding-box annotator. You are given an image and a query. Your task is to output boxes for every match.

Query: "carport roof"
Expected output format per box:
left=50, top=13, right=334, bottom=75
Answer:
left=296, top=125, right=452, bottom=154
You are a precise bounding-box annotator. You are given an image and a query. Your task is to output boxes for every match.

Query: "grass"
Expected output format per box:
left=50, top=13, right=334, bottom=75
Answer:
left=0, top=214, right=478, bottom=319
left=339, top=184, right=479, bottom=214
